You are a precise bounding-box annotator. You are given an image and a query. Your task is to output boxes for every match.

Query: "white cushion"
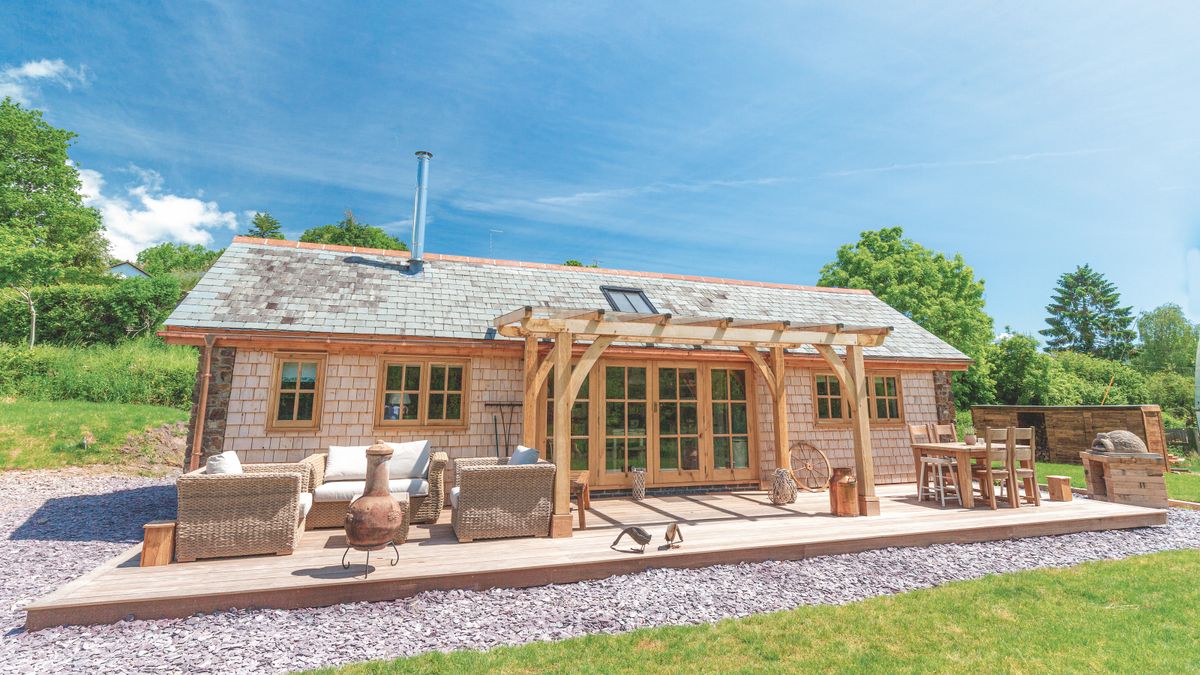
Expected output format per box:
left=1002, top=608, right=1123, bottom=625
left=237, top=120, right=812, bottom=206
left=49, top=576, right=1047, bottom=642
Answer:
left=450, top=486, right=460, bottom=509
left=324, top=445, right=370, bottom=481
left=313, top=478, right=429, bottom=502
left=205, top=451, right=243, bottom=475
left=385, top=440, right=431, bottom=479
left=509, top=445, right=540, bottom=465
left=297, top=492, right=313, bottom=524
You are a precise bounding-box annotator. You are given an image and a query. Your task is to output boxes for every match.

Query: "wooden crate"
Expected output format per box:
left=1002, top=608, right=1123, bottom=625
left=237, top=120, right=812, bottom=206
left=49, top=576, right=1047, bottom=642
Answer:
left=1080, top=451, right=1168, bottom=509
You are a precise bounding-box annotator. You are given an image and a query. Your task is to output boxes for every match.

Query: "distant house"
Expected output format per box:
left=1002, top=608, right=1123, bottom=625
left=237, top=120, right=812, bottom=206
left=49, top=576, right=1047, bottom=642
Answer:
left=107, top=261, right=150, bottom=278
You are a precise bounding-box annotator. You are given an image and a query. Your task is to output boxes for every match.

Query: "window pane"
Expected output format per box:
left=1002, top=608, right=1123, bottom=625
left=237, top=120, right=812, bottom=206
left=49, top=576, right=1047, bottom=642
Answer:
left=576, top=374, right=590, bottom=400
left=277, top=392, right=295, bottom=420
left=887, top=377, right=897, bottom=397
left=873, top=377, right=885, bottom=397
left=571, top=438, right=589, bottom=472
left=660, top=438, right=679, bottom=470
left=816, top=377, right=828, bottom=396
left=679, top=369, right=697, bottom=400
left=296, top=392, right=315, bottom=421
left=627, top=367, right=646, bottom=400
left=680, top=403, right=698, bottom=434
left=659, top=368, right=677, bottom=400
left=659, top=402, right=678, bottom=435
left=447, top=366, right=463, bottom=391
left=875, top=399, right=887, bottom=419
left=430, top=365, right=447, bottom=391
left=386, top=365, right=404, bottom=390
left=280, top=362, right=298, bottom=390
left=402, top=392, right=420, bottom=420
left=627, top=402, right=646, bottom=435
left=383, top=393, right=402, bottom=420
left=830, top=399, right=842, bottom=419
left=681, top=437, right=700, bottom=470
left=606, top=402, right=624, bottom=435
left=888, top=399, right=899, bottom=418
left=818, top=398, right=830, bottom=419
left=714, top=437, right=731, bottom=469
left=299, top=363, right=317, bottom=390
left=429, top=393, right=445, bottom=419
left=712, top=369, right=728, bottom=400
left=729, top=370, right=746, bottom=400
left=731, top=403, right=748, bottom=434
left=627, top=437, right=646, bottom=469
left=570, top=402, right=588, bottom=435
left=712, top=403, right=729, bottom=434
left=606, top=438, right=624, bottom=472
left=404, top=365, right=421, bottom=390
left=447, top=394, right=463, bottom=420
left=606, top=366, right=624, bottom=399
left=732, top=437, right=750, bottom=468
left=829, top=378, right=841, bottom=396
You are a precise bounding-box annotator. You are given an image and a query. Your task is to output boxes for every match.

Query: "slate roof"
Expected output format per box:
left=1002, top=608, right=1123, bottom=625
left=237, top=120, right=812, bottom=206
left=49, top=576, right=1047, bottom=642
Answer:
left=165, top=239, right=970, bottom=363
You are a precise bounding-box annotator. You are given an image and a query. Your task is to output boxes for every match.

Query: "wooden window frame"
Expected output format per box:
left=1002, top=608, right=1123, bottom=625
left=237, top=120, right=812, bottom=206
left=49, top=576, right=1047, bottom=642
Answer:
left=374, top=356, right=471, bottom=430
left=812, top=371, right=905, bottom=427
left=813, top=373, right=850, bottom=423
left=267, top=352, right=327, bottom=432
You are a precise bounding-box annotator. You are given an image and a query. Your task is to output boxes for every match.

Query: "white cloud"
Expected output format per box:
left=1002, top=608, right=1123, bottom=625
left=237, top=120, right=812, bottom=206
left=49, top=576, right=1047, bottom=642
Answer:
left=0, top=58, right=89, bottom=104
left=78, top=166, right=238, bottom=261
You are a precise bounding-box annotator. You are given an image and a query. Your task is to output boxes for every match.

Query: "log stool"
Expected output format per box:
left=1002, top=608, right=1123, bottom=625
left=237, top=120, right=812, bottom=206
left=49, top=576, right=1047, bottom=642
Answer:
left=142, top=520, right=176, bottom=566
left=1046, top=475, right=1073, bottom=501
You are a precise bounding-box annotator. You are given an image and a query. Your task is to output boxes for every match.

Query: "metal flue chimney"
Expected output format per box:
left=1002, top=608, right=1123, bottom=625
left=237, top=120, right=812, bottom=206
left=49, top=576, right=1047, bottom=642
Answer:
left=409, top=150, right=433, bottom=269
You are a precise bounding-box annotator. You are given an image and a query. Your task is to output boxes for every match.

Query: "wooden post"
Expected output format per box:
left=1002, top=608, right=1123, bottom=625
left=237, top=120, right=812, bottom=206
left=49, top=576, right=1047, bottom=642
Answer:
left=141, top=520, right=176, bottom=566
left=1046, top=475, right=1073, bottom=502
left=550, top=331, right=574, bottom=537
left=522, top=335, right=540, bottom=448
left=770, top=346, right=790, bottom=473
left=846, top=345, right=879, bottom=516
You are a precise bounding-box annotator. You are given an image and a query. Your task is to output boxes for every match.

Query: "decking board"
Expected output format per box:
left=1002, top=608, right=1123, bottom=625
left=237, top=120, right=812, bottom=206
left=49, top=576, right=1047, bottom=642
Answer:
left=24, top=485, right=1166, bottom=630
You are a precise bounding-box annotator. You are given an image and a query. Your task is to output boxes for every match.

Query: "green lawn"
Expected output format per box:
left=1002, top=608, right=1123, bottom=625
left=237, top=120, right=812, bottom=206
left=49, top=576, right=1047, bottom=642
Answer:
left=0, top=398, right=187, bottom=470
left=1037, top=458, right=1200, bottom=503
left=317, top=550, right=1200, bottom=674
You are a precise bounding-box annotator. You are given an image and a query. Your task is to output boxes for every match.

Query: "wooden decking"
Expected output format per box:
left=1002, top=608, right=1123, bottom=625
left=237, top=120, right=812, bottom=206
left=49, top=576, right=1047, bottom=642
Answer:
left=25, top=484, right=1166, bottom=630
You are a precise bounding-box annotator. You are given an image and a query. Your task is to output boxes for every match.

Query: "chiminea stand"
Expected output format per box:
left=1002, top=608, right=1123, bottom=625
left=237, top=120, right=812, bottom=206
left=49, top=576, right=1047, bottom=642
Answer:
left=342, top=542, right=400, bottom=579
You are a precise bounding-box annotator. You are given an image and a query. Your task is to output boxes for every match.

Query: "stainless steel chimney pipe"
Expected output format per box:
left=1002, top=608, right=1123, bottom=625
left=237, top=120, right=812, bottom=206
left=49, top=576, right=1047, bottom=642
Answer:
left=410, top=150, right=432, bottom=267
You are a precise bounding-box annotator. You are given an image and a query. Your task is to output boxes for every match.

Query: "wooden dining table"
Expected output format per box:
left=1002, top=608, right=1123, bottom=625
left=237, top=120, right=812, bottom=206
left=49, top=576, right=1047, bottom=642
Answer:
left=911, top=441, right=1032, bottom=508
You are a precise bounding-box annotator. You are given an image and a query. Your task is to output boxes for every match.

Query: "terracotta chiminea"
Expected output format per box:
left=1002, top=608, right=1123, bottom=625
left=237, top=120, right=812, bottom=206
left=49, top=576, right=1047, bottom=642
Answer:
left=341, top=440, right=408, bottom=576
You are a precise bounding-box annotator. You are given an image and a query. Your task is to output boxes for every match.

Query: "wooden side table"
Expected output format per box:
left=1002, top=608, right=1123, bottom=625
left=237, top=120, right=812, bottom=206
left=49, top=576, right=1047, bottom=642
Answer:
left=570, top=471, right=590, bottom=529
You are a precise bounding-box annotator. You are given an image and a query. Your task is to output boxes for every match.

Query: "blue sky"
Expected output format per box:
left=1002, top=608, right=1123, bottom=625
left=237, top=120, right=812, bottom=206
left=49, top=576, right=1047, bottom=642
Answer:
left=3, top=2, right=1197, bottom=336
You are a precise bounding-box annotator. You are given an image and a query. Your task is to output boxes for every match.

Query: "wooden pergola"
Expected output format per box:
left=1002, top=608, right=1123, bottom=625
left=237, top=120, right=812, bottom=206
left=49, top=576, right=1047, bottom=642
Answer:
left=493, top=306, right=894, bottom=537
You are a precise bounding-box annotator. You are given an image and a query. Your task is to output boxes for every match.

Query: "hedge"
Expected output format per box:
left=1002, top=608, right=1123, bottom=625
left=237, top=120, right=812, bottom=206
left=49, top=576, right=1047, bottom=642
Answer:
left=0, top=275, right=182, bottom=346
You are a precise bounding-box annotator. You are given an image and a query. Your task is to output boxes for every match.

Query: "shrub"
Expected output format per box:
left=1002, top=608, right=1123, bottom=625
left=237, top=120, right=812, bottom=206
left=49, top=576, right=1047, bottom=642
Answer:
left=0, top=275, right=182, bottom=346
left=0, top=338, right=197, bottom=408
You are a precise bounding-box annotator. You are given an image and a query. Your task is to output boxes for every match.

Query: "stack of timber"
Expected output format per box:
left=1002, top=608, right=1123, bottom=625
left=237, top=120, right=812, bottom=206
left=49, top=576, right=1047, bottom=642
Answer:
left=1080, top=451, right=1168, bottom=509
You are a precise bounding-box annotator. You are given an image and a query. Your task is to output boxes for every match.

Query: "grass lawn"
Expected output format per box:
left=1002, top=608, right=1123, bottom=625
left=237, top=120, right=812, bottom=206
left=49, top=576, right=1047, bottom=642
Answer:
left=1037, top=458, right=1200, bottom=502
left=319, top=550, right=1200, bottom=674
left=0, top=398, right=187, bottom=470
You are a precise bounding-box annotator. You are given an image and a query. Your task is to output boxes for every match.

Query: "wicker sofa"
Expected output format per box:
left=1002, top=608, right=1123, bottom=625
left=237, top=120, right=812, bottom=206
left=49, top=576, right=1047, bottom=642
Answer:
left=450, top=456, right=556, bottom=542
left=175, top=462, right=313, bottom=562
left=303, top=442, right=448, bottom=528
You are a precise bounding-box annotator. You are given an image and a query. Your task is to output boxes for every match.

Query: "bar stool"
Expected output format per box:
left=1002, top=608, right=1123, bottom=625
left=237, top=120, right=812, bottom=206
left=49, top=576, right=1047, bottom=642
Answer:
left=919, top=455, right=963, bottom=507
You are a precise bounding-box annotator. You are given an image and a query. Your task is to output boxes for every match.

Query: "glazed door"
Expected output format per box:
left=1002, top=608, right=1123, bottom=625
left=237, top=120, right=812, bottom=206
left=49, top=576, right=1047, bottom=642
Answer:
left=652, top=365, right=706, bottom=483
left=598, top=364, right=649, bottom=487
left=709, top=366, right=757, bottom=482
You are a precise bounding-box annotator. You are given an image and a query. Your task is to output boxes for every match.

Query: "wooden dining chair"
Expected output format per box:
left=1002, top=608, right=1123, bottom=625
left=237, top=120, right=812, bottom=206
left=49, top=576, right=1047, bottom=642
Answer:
left=1011, top=427, right=1040, bottom=506
left=975, top=427, right=1039, bottom=509
left=908, top=423, right=934, bottom=445
left=974, top=427, right=1012, bottom=509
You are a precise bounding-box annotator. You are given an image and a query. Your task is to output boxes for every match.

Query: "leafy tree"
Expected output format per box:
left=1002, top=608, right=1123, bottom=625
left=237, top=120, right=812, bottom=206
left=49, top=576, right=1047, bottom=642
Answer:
left=563, top=259, right=598, bottom=268
left=1144, top=370, right=1196, bottom=428
left=135, top=242, right=223, bottom=275
left=1053, top=350, right=1148, bottom=405
left=1040, top=264, right=1135, bottom=360
left=1134, top=304, right=1197, bottom=377
left=985, top=334, right=1055, bottom=405
left=245, top=211, right=284, bottom=239
left=817, top=227, right=994, bottom=409
left=300, top=211, right=408, bottom=251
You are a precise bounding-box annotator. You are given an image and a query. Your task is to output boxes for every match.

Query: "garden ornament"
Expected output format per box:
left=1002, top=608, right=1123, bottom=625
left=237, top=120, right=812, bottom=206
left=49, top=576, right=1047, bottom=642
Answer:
left=664, top=522, right=684, bottom=549
left=611, top=526, right=652, bottom=553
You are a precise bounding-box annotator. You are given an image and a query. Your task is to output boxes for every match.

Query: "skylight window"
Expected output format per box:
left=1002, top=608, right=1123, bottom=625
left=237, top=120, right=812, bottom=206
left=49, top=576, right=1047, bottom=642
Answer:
left=601, top=286, right=657, bottom=314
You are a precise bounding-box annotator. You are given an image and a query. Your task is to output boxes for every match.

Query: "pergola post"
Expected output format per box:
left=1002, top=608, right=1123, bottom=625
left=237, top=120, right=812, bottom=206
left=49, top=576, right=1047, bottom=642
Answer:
left=522, top=335, right=540, bottom=447
left=770, top=346, right=790, bottom=474
left=550, top=330, right=574, bottom=537
left=846, top=345, right=879, bottom=515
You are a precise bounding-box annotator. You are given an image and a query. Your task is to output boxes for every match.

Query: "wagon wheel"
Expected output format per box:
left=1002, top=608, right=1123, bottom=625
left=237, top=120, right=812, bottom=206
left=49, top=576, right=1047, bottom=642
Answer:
left=789, top=441, right=832, bottom=492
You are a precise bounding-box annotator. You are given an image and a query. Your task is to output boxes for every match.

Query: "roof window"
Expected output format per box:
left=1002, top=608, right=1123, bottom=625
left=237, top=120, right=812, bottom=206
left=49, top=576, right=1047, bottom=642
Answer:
left=601, top=286, right=657, bottom=314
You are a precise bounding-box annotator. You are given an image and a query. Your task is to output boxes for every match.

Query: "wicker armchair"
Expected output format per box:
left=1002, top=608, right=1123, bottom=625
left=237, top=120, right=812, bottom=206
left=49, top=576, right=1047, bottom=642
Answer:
left=451, top=457, right=556, bottom=542
left=304, top=451, right=448, bottom=528
left=175, top=462, right=312, bottom=562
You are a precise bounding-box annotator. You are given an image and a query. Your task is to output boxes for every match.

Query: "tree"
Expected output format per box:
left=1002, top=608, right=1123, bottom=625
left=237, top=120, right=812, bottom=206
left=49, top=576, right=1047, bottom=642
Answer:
left=1, top=98, right=109, bottom=345
left=135, top=242, right=223, bottom=275
left=1040, top=264, right=1135, bottom=360
left=817, top=227, right=994, bottom=409
left=245, top=211, right=284, bottom=239
left=1134, top=304, right=1197, bottom=377
left=299, top=211, right=408, bottom=251
left=563, top=259, right=598, bottom=267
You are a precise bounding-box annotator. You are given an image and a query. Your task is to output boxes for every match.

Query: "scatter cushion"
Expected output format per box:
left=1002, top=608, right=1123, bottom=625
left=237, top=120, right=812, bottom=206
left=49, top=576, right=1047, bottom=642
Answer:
left=450, top=486, right=460, bottom=509
left=313, top=479, right=430, bottom=502
left=205, top=450, right=243, bottom=475
left=297, top=492, right=313, bottom=524
left=509, top=445, right=540, bottom=465
left=385, top=440, right=431, bottom=479
left=324, top=445, right=370, bottom=481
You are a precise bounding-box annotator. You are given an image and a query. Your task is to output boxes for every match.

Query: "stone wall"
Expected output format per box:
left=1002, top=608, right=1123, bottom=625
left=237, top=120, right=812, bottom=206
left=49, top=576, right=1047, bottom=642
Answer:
left=933, top=370, right=956, bottom=425
left=183, top=345, right=237, bottom=470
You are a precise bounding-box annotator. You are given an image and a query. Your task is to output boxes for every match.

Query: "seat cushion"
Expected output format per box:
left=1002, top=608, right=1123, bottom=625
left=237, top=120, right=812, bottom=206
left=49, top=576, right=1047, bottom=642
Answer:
left=509, top=445, right=540, bottom=466
left=325, top=445, right=370, bottom=481
left=450, top=486, right=460, bottom=509
left=205, top=450, right=243, bottom=475
left=385, top=440, right=431, bottom=479
left=297, top=492, right=313, bottom=523
left=313, top=478, right=430, bottom=502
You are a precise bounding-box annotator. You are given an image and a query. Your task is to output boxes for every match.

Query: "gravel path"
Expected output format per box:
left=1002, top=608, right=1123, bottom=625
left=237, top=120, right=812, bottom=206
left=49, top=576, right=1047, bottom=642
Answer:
left=2, top=470, right=1198, bottom=674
